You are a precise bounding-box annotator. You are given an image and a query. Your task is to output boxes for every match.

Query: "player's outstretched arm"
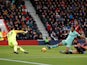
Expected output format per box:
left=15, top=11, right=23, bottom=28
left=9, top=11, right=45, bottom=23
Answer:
left=15, top=30, right=28, bottom=34
left=80, top=35, right=86, bottom=39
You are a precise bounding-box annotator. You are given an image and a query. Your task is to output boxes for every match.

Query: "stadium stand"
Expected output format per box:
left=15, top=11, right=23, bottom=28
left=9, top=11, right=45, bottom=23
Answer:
left=0, top=0, right=87, bottom=40
left=0, top=0, right=43, bottom=40
left=30, top=0, right=87, bottom=40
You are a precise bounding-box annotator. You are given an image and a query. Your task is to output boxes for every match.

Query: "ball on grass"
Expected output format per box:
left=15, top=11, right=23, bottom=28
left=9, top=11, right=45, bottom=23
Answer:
left=41, top=47, right=47, bottom=52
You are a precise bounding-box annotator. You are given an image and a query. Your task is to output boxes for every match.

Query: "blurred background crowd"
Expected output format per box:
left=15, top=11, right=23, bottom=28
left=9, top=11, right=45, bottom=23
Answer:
left=0, top=0, right=87, bottom=40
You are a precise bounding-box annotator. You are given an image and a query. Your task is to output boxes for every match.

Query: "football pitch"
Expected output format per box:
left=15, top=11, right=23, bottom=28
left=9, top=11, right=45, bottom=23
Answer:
left=0, top=46, right=87, bottom=65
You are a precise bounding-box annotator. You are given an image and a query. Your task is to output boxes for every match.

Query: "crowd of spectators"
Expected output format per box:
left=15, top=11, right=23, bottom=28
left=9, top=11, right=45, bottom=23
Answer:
left=0, top=0, right=43, bottom=40
left=31, top=0, right=87, bottom=40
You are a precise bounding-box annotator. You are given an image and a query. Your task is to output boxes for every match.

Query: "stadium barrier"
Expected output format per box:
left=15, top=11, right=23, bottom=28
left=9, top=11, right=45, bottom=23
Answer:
left=0, top=40, right=85, bottom=46
left=0, top=41, right=8, bottom=45
left=0, top=40, right=38, bottom=46
left=38, top=40, right=60, bottom=45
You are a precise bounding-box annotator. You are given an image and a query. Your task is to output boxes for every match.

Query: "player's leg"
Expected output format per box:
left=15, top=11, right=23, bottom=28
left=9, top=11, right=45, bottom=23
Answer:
left=13, top=42, right=19, bottom=54
left=8, top=41, right=14, bottom=48
left=47, top=40, right=65, bottom=49
left=14, top=41, right=28, bottom=54
left=60, top=43, right=73, bottom=54
left=8, top=40, right=18, bottom=54
left=59, top=47, right=73, bottom=54
left=47, top=44, right=58, bottom=49
left=65, top=47, right=70, bottom=53
left=10, top=40, right=20, bottom=54
left=60, top=39, right=82, bottom=54
left=71, top=50, right=79, bottom=54
left=17, top=46, right=28, bottom=54
left=60, top=40, right=74, bottom=54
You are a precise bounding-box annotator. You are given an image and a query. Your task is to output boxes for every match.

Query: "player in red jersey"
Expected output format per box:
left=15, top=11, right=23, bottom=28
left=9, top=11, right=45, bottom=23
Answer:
left=75, top=21, right=84, bottom=34
left=69, top=20, right=87, bottom=54
left=73, top=20, right=86, bottom=44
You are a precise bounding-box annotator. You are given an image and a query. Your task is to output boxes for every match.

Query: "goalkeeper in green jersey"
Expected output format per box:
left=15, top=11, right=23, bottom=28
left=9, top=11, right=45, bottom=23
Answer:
left=7, top=28, right=28, bottom=54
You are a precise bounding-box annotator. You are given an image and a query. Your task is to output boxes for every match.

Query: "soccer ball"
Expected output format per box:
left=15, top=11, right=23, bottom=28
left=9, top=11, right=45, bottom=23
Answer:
left=41, top=47, right=47, bottom=52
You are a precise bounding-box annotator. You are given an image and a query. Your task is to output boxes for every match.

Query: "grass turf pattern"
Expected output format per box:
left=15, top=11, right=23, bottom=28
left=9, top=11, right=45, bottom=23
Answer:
left=0, top=46, right=87, bottom=65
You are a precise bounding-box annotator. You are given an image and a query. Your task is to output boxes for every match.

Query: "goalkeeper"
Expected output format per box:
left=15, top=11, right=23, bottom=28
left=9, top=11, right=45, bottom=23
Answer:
left=7, top=28, right=28, bottom=54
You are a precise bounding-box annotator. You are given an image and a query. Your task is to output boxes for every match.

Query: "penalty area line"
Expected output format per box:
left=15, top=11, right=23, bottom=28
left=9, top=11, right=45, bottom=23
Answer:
left=0, top=58, right=50, bottom=65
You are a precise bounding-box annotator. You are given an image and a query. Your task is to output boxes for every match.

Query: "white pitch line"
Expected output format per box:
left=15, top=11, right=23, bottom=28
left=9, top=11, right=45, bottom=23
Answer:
left=0, top=58, right=50, bottom=65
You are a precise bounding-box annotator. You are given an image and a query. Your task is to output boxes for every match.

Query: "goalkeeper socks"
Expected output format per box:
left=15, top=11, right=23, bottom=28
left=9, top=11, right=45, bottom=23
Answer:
left=14, top=46, right=17, bottom=52
left=18, top=46, right=25, bottom=52
left=50, top=44, right=58, bottom=48
left=18, top=46, right=28, bottom=54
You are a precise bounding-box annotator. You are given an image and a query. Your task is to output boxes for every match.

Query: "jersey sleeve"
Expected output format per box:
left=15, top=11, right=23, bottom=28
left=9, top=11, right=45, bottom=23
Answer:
left=75, top=31, right=80, bottom=36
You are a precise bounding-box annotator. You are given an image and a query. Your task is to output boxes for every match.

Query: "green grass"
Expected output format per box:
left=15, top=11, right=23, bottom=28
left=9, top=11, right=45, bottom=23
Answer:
left=0, top=46, right=87, bottom=65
